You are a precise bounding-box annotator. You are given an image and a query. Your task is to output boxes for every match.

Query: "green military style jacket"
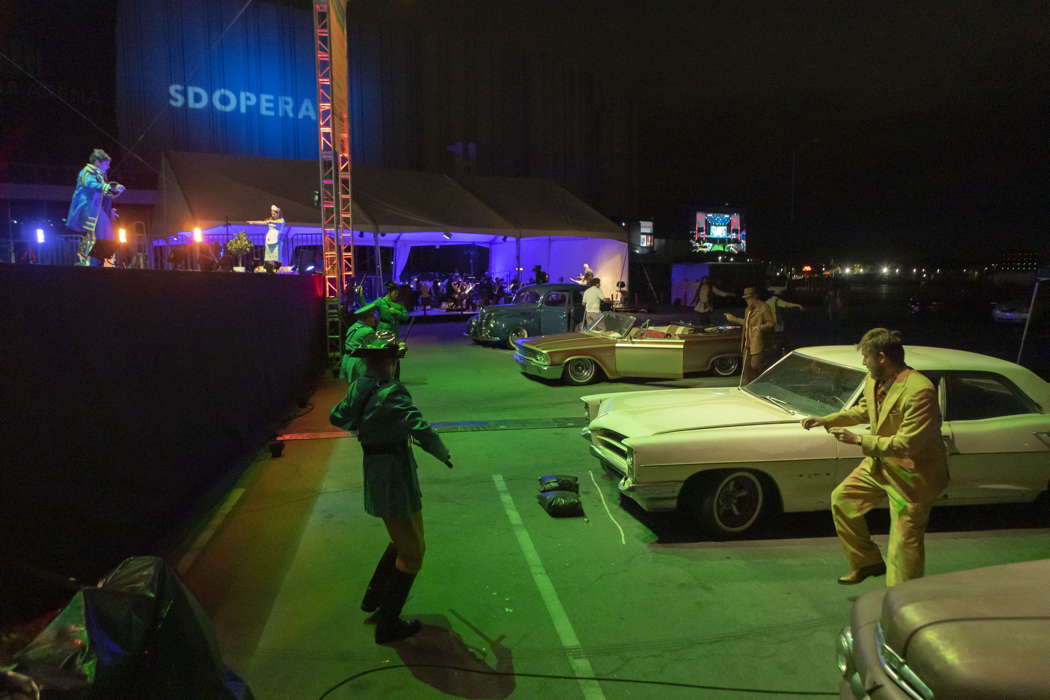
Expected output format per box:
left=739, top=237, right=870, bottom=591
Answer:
left=375, top=295, right=410, bottom=337
left=329, top=373, right=450, bottom=518
left=338, top=321, right=377, bottom=383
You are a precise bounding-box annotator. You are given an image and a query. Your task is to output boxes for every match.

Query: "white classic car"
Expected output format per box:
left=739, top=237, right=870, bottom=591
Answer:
left=582, top=346, right=1050, bottom=537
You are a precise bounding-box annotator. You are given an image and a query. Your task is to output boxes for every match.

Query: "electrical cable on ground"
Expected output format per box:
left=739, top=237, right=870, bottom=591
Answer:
left=317, top=663, right=840, bottom=698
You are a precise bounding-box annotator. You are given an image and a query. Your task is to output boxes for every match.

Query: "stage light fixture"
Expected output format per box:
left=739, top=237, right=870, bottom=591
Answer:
left=442, top=232, right=452, bottom=240
left=306, top=265, right=315, bottom=272
left=36, top=228, right=44, bottom=244
left=193, top=227, right=203, bottom=243
left=118, top=228, right=127, bottom=243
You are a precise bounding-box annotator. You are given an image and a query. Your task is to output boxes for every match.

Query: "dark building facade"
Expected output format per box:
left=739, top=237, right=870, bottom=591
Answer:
left=112, top=0, right=638, bottom=215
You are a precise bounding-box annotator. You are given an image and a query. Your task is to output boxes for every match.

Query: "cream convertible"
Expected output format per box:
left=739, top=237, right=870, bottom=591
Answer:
left=582, top=346, right=1050, bottom=537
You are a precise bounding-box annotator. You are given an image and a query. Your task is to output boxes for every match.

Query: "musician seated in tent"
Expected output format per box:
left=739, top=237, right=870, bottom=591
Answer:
left=66, top=148, right=125, bottom=266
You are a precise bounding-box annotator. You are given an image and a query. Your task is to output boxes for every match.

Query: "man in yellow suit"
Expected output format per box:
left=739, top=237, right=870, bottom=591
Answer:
left=802, top=328, right=947, bottom=586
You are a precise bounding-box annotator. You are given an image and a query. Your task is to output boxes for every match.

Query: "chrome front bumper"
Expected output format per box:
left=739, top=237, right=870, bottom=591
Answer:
left=586, top=442, right=680, bottom=512
left=514, top=352, right=562, bottom=379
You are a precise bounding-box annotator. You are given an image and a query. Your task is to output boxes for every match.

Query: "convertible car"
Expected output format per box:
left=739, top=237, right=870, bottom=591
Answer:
left=514, top=312, right=744, bottom=385
left=582, top=345, right=1050, bottom=537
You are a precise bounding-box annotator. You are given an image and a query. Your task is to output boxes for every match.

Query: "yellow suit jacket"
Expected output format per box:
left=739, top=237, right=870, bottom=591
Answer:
left=822, top=368, right=948, bottom=503
left=729, top=303, right=775, bottom=354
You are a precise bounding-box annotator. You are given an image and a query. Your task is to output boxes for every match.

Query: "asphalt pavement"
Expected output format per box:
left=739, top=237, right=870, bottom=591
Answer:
left=175, top=307, right=1050, bottom=699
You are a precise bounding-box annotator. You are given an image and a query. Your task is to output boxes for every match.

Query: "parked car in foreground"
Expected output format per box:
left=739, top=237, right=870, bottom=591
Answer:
left=514, top=311, right=744, bottom=385
left=466, top=283, right=586, bottom=349
left=582, top=345, right=1050, bottom=537
left=838, top=558, right=1050, bottom=699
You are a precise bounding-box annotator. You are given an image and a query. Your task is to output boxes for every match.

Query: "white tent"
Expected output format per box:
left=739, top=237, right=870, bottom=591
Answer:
left=160, top=152, right=628, bottom=295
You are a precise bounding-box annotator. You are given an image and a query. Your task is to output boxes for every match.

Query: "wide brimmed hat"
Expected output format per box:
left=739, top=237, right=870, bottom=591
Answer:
left=350, top=336, right=400, bottom=358
left=351, top=301, right=378, bottom=319
left=742, top=286, right=759, bottom=298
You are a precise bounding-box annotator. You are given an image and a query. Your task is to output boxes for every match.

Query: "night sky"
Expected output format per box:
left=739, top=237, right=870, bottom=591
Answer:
left=4, top=0, right=1047, bottom=261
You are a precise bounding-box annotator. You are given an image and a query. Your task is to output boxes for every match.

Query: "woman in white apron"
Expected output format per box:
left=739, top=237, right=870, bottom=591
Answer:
left=249, top=204, right=284, bottom=272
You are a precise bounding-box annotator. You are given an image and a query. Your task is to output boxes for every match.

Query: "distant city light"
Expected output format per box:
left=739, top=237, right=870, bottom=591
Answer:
left=36, top=228, right=44, bottom=244
left=193, top=227, right=203, bottom=243
left=305, top=265, right=315, bottom=272
left=801, top=265, right=812, bottom=273
left=881, top=266, right=889, bottom=274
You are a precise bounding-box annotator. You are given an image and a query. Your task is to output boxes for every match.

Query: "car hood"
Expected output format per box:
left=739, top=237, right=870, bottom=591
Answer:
left=522, top=333, right=613, bottom=351
left=881, top=559, right=1050, bottom=698
left=587, top=387, right=793, bottom=437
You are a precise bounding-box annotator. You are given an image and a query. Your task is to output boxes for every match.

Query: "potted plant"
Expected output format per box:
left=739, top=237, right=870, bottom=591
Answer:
left=225, top=231, right=253, bottom=271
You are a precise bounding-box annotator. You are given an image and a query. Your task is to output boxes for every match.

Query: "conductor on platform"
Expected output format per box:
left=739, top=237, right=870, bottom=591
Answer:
left=67, top=149, right=125, bottom=266
left=329, top=338, right=452, bottom=644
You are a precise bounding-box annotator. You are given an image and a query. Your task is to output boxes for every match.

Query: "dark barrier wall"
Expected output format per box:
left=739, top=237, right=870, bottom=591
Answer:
left=1, top=265, right=324, bottom=580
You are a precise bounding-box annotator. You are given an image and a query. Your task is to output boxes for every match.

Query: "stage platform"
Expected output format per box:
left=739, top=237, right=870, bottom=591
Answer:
left=1, top=264, right=327, bottom=612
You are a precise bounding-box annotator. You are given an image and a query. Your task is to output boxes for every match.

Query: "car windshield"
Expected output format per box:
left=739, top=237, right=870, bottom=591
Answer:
left=586, top=312, right=636, bottom=338
left=744, top=353, right=865, bottom=416
left=513, top=290, right=541, bottom=304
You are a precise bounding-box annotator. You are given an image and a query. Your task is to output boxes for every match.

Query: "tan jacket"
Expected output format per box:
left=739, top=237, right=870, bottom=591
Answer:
left=822, top=368, right=948, bottom=503
left=733, top=302, right=775, bottom=354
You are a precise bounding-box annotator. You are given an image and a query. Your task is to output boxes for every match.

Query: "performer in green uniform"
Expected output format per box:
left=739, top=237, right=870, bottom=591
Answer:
left=329, top=338, right=452, bottom=644
left=338, top=304, right=378, bottom=384
left=375, top=283, right=410, bottom=337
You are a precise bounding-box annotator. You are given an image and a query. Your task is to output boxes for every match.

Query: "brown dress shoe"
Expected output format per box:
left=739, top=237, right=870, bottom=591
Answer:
left=837, top=562, right=887, bottom=585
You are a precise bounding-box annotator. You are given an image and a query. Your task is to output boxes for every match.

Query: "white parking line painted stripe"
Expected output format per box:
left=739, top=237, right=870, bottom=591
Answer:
left=588, top=470, right=626, bottom=545
left=176, top=487, right=245, bottom=576
left=492, top=474, right=606, bottom=700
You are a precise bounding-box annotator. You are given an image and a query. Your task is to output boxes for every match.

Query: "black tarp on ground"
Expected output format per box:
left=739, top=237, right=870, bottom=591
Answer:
left=14, top=556, right=252, bottom=698
left=0, top=265, right=324, bottom=588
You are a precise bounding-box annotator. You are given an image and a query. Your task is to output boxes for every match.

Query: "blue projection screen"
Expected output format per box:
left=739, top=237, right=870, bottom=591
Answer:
left=116, top=0, right=320, bottom=167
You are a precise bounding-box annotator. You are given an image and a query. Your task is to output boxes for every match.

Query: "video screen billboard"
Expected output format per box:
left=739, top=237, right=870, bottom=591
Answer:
left=691, top=212, right=746, bottom=254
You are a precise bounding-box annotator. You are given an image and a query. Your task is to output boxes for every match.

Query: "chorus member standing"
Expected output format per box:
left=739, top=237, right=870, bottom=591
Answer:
left=801, top=328, right=946, bottom=587
left=66, top=149, right=125, bottom=266
left=329, top=339, right=452, bottom=644
left=248, top=204, right=284, bottom=273
left=724, top=286, right=776, bottom=383
left=376, top=282, right=410, bottom=337
left=691, top=276, right=732, bottom=326
left=582, top=277, right=604, bottom=330
left=339, top=304, right=379, bottom=385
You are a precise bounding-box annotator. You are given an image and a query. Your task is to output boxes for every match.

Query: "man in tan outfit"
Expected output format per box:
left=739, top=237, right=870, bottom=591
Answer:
left=725, top=286, right=776, bottom=384
left=802, top=328, right=947, bottom=586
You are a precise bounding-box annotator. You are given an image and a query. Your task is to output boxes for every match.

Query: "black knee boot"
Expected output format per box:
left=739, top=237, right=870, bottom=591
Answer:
left=375, top=569, right=422, bottom=644
left=361, top=544, right=397, bottom=613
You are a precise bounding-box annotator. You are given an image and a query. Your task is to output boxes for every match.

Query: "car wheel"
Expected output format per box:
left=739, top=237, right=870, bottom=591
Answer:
left=563, top=358, right=599, bottom=385
left=711, top=355, right=740, bottom=377
left=691, top=470, right=765, bottom=537
left=506, top=327, right=529, bottom=349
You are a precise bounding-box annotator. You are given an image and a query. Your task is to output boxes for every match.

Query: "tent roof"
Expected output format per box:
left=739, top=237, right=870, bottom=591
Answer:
left=457, top=175, right=625, bottom=241
left=161, top=151, right=623, bottom=242
left=162, top=151, right=375, bottom=230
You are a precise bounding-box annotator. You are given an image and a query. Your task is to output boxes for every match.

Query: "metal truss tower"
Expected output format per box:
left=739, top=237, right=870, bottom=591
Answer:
left=313, top=1, right=354, bottom=365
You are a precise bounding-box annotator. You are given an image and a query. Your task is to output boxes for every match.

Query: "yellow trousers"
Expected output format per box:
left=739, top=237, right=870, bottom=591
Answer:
left=383, top=510, right=425, bottom=573
left=831, top=459, right=933, bottom=586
